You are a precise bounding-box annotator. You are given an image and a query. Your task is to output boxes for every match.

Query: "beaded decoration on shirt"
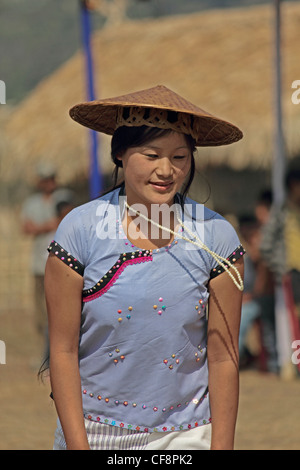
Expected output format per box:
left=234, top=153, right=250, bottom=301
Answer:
left=47, top=241, right=84, bottom=275
left=82, top=250, right=153, bottom=302
left=210, top=244, right=246, bottom=279
left=82, top=386, right=210, bottom=433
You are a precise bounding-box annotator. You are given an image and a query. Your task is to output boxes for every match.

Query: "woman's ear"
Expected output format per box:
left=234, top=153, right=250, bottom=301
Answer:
left=113, top=152, right=123, bottom=168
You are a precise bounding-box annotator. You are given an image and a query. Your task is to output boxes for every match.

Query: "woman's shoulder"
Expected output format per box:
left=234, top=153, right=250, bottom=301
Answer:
left=52, top=188, right=121, bottom=265
left=183, top=196, right=229, bottom=224
left=61, top=187, right=120, bottom=223
left=183, top=196, right=240, bottom=249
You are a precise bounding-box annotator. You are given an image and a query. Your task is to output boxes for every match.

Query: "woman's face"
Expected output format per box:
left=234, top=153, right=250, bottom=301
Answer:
left=117, top=131, right=192, bottom=208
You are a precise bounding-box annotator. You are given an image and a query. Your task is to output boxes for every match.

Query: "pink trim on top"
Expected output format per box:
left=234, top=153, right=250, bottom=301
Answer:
left=83, top=256, right=152, bottom=302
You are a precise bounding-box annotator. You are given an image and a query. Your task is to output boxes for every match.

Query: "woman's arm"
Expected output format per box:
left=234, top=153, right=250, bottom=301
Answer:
left=207, top=258, right=244, bottom=450
left=45, top=253, right=90, bottom=450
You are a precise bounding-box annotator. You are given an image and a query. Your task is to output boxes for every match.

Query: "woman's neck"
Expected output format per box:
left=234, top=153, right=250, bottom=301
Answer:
left=122, top=201, right=178, bottom=250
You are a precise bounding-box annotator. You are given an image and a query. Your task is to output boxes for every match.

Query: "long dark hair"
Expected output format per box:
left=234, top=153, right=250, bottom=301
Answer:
left=107, top=125, right=196, bottom=202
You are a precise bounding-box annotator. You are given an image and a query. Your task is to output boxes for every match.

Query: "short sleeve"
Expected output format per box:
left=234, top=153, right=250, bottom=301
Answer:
left=47, top=207, right=86, bottom=276
left=209, top=215, right=245, bottom=279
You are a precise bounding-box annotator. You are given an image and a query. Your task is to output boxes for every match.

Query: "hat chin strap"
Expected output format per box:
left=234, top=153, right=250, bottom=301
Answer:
left=115, top=106, right=198, bottom=140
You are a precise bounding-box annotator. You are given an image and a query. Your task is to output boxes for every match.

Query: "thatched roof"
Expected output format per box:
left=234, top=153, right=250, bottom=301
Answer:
left=2, top=2, right=300, bottom=185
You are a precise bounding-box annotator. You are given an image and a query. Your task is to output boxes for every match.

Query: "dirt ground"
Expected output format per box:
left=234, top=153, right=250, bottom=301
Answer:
left=0, top=306, right=300, bottom=451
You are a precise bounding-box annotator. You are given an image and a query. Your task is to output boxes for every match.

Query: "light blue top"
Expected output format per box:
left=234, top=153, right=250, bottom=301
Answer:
left=48, top=187, right=244, bottom=433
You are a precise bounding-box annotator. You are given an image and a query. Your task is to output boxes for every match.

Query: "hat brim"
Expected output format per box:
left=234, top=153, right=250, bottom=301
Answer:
left=69, top=85, right=243, bottom=147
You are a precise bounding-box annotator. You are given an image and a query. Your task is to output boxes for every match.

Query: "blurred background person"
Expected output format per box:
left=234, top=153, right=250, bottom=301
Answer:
left=283, top=168, right=300, bottom=319
left=239, top=190, right=278, bottom=374
left=254, top=190, right=277, bottom=374
left=260, top=166, right=300, bottom=378
left=238, top=215, right=261, bottom=369
left=260, top=168, right=300, bottom=311
left=254, top=190, right=273, bottom=226
left=21, top=163, right=74, bottom=367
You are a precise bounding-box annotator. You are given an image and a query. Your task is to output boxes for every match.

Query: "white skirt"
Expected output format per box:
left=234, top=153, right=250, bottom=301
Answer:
left=53, top=418, right=211, bottom=451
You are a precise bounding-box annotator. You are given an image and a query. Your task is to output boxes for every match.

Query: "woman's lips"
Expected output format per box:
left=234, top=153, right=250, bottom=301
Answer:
left=149, top=181, right=173, bottom=191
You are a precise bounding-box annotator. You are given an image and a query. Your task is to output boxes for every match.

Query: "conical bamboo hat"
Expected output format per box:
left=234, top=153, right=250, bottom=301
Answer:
left=69, top=85, right=243, bottom=147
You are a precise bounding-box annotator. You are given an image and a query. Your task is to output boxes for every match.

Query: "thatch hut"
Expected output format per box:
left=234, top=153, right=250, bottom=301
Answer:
left=1, top=2, right=300, bottom=213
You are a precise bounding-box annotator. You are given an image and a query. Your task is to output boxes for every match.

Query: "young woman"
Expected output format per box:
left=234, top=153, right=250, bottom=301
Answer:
left=45, top=85, right=245, bottom=450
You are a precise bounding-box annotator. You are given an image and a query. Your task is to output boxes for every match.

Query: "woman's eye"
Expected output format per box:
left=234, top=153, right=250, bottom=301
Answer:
left=174, top=155, right=186, bottom=160
left=146, top=154, right=159, bottom=158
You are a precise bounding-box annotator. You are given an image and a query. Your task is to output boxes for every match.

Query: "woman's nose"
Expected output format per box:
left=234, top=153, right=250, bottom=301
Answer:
left=156, top=157, right=173, bottom=177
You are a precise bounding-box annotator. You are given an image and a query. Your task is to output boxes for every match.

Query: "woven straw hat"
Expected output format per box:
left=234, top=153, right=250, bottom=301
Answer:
left=69, top=85, right=243, bottom=147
